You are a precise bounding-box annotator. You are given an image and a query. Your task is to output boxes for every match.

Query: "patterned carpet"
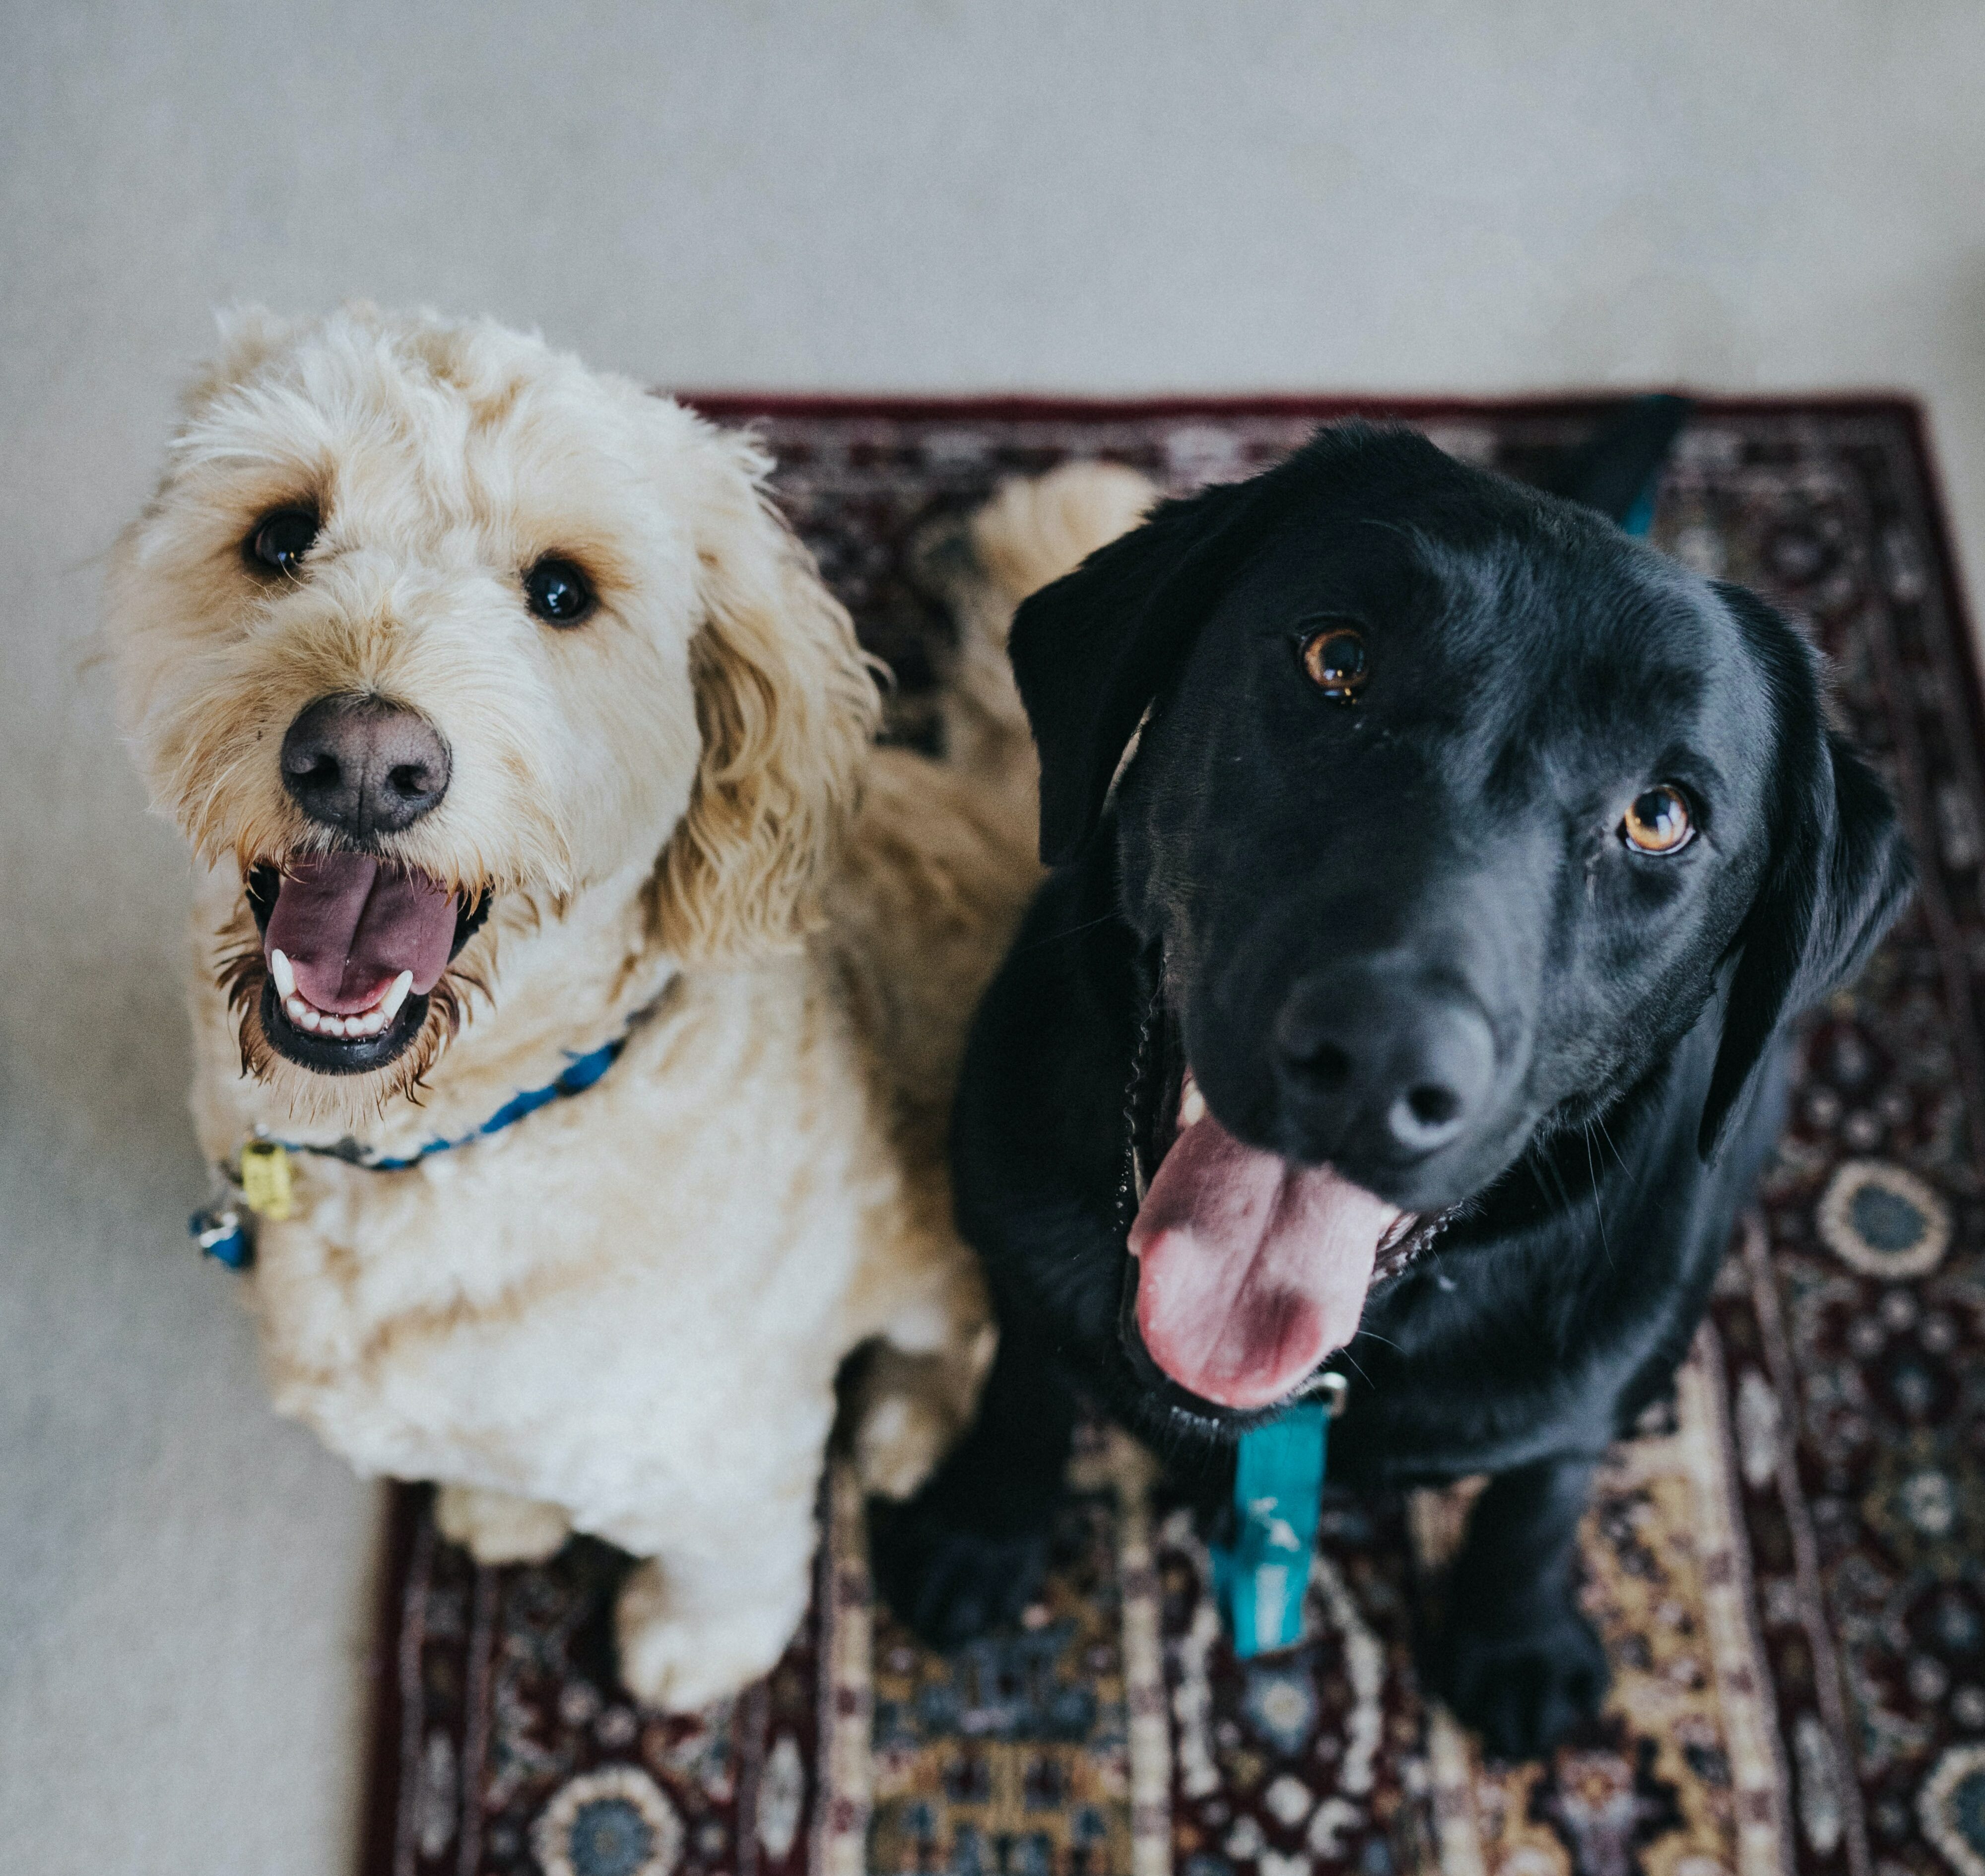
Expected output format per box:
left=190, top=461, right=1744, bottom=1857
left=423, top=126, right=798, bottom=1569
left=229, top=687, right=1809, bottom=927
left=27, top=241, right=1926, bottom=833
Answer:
left=360, top=397, right=1985, bottom=1876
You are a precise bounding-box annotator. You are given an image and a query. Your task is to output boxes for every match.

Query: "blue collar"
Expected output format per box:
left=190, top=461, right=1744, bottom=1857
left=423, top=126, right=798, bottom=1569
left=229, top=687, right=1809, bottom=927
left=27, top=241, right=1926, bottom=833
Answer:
left=306, top=1032, right=628, bottom=1172
left=190, top=1030, right=632, bottom=1269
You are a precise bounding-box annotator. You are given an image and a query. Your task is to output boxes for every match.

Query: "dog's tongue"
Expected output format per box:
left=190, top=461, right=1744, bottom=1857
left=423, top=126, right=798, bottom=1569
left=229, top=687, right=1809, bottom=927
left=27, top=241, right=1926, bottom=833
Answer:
left=1127, top=1092, right=1400, bottom=1410
left=263, top=855, right=458, bottom=1013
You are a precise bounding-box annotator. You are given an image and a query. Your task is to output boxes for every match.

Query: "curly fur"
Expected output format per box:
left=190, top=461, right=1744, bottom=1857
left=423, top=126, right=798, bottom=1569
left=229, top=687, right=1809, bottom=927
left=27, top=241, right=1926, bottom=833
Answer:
left=105, top=302, right=1151, bottom=1708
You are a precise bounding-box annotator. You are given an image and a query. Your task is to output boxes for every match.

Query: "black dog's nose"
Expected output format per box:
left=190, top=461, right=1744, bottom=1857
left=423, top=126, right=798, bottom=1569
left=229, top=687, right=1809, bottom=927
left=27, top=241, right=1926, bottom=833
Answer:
left=1274, top=965, right=1497, bottom=1160
left=280, top=693, right=451, bottom=839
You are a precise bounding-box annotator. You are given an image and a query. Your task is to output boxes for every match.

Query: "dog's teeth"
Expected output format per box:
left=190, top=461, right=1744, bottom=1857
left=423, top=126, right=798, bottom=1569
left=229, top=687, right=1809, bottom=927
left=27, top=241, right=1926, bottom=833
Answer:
left=1180, top=1081, right=1207, bottom=1128
left=267, top=951, right=411, bottom=1048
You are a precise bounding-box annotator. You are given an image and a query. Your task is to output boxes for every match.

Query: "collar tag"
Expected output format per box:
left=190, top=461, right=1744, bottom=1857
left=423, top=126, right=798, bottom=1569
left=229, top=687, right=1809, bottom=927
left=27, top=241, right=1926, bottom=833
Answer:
left=239, top=1139, right=294, bottom=1220
left=1211, top=1393, right=1335, bottom=1658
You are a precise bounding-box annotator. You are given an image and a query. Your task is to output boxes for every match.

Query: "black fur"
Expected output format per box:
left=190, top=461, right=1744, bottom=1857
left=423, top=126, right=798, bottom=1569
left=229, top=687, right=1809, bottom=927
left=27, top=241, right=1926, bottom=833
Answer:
left=873, top=423, right=1914, bottom=1761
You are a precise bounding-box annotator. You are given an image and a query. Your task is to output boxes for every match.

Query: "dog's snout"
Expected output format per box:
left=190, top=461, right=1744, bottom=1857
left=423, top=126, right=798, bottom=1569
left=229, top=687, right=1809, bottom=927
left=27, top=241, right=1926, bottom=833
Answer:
left=280, top=693, right=451, bottom=839
left=1273, top=965, right=1497, bottom=1162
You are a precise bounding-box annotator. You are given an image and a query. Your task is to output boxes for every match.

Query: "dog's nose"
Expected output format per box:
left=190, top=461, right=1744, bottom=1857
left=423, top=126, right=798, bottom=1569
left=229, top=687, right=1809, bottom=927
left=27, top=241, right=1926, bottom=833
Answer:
left=1273, top=965, right=1497, bottom=1161
left=280, top=693, right=451, bottom=839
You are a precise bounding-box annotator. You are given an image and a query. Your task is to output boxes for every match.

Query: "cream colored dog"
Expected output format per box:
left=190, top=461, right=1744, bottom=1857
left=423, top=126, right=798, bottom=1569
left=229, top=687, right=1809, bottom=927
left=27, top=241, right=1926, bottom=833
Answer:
left=107, top=303, right=1152, bottom=1708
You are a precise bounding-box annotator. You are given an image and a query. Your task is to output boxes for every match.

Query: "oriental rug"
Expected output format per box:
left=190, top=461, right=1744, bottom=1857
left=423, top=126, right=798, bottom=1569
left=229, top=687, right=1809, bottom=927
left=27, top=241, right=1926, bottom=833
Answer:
left=361, top=395, right=1985, bottom=1876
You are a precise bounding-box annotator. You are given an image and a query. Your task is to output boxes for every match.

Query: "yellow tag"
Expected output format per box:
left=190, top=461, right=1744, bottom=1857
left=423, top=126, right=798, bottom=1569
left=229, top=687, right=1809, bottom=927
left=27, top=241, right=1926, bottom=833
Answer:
left=239, top=1140, right=294, bottom=1220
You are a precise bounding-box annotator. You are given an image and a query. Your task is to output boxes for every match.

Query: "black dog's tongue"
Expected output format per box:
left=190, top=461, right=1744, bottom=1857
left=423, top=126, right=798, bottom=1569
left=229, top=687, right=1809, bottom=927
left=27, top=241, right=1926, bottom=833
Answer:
left=263, top=855, right=457, bottom=1013
left=1126, top=1078, right=1401, bottom=1409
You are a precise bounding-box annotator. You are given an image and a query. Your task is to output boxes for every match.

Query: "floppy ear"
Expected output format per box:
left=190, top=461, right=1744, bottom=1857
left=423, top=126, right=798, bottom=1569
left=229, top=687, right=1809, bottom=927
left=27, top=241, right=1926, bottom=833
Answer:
left=1011, top=472, right=1275, bottom=864
left=647, top=418, right=882, bottom=960
left=1544, top=393, right=1691, bottom=533
left=1698, top=584, right=1915, bottom=1155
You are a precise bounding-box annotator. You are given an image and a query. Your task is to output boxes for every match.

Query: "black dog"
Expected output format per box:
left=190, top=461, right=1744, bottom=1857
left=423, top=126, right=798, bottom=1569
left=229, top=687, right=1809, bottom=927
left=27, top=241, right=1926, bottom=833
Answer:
left=873, top=421, right=1913, bottom=1759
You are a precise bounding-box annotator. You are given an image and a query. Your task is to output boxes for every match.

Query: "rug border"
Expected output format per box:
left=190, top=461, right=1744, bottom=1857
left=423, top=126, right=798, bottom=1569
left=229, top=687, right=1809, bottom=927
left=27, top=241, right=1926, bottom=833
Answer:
left=1898, top=401, right=1985, bottom=811
left=359, top=1482, right=427, bottom=1876
left=671, top=388, right=1925, bottom=424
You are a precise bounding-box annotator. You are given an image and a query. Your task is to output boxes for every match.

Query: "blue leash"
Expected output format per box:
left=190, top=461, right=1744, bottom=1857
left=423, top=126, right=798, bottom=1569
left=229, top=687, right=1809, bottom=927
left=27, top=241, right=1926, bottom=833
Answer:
left=189, top=1033, right=629, bottom=1270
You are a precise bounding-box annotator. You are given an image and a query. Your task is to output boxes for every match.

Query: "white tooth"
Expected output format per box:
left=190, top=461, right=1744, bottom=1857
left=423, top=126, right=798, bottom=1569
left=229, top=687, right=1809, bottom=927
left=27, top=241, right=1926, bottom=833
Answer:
left=1180, top=1082, right=1207, bottom=1128
left=358, top=1011, right=384, bottom=1036
left=381, top=970, right=414, bottom=1020
left=284, top=996, right=308, bottom=1023
left=298, top=1007, right=322, bottom=1032
left=268, top=949, right=296, bottom=1000
left=325, top=1015, right=348, bottom=1038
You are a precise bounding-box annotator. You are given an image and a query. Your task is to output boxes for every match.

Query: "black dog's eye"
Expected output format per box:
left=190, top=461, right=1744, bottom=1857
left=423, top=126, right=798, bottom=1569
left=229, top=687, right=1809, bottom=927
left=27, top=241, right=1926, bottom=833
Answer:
left=246, top=508, right=319, bottom=575
left=1300, top=624, right=1368, bottom=699
left=525, top=557, right=596, bottom=626
left=1622, top=785, right=1694, bottom=854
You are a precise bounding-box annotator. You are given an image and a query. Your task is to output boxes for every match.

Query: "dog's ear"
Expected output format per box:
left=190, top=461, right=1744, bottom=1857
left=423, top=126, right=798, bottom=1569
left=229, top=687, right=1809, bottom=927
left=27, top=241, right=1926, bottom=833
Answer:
left=1544, top=394, right=1691, bottom=534
left=646, top=412, right=881, bottom=960
left=1698, top=583, right=1915, bottom=1156
left=1011, top=471, right=1275, bottom=864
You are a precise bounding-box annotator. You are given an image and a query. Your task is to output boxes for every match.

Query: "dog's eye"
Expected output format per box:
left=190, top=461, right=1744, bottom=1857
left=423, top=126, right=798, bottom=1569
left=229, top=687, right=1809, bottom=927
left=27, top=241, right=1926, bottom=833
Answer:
left=525, top=557, right=596, bottom=626
left=247, top=508, right=319, bottom=575
left=1299, top=624, right=1368, bottom=699
left=1621, top=785, right=1694, bottom=854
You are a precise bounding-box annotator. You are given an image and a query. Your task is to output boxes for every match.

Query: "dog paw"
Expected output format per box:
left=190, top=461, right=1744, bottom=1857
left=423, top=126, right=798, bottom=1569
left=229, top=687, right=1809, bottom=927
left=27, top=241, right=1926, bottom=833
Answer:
left=852, top=1389, right=952, bottom=1502
left=613, top=1561, right=799, bottom=1713
left=434, top=1484, right=571, bottom=1565
left=1431, top=1607, right=1611, bottom=1761
left=867, top=1494, right=1050, bottom=1650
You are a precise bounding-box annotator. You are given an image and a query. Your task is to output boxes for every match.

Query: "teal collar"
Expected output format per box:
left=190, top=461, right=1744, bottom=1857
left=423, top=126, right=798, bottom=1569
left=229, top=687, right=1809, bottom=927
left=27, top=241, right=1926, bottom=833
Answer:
left=1212, top=1372, right=1348, bottom=1656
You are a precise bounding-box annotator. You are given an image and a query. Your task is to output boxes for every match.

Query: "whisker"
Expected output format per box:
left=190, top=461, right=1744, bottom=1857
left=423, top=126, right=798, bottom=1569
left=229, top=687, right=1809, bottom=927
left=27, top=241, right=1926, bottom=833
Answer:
left=1582, top=1122, right=1614, bottom=1271
left=1595, top=1111, right=1627, bottom=1172
left=1528, top=1137, right=1575, bottom=1216
left=1013, top=911, right=1122, bottom=954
